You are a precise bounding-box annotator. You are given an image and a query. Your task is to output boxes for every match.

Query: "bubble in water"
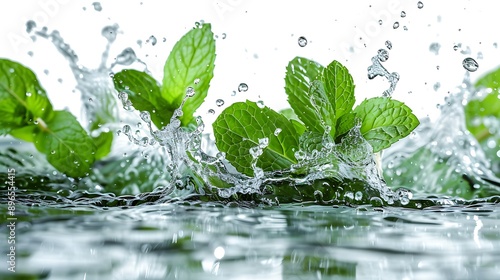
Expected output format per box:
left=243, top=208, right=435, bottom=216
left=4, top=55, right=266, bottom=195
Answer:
left=186, top=87, right=195, bottom=97
left=216, top=99, right=225, bottom=107
left=385, top=40, right=392, bottom=50
left=462, top=57, right=479, bottom=72
left=298, top=36, right=308, bottom=47
left=417, top=1, right=424, bottom=9
left=238, top=83, right=248, bottom=92
left=92, top=2, right=102, bottom=11
left=393, top=22, right=400, bottom=29
left=400, top=11, right=406, bottom=17
left=377, top=49, right=389, bottom=62
left=148, top=35, right=157, bottom=46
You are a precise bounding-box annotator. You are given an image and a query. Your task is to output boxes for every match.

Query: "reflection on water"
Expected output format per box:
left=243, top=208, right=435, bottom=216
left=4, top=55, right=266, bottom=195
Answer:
left=2, top=201, right=499, bottom=280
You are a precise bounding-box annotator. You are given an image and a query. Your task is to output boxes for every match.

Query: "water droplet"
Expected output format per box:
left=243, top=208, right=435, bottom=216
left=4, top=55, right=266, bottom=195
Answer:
left=216, top=99, right=225, bottom=107
left=453, top=44, right=460, bottom=51
left=207, top=109, right=215, bottom=115
left=162, top=37, right=166, bottom=42
left=27, top=51, right=34, bottom=57
left=462, top=57, right=479, bottom=72
left=194, top=78, right=200, bottom=84
left=122, top=125, right=131, bottom=134
left=433, top=82, right=441, bottom=91
left=274, top=128, right=282, bottom=136
left=313, top=190, right=323, bottom=201
left=238, top=83, right=248, bottom=92
left=186, top=87, right=195, bottom=97
left=50, top=150, right=56, bottom=155
left=115, top=48, right=137, bottom=66
left=385, top=40, right=392, bottom=50
left=429, top=42, right=441, bottom=55
left=148, top=35, right=157, bottom=46
left=298, top=36, right=308, bottom=47
left=403, top=26, right=408, bottom=31
left=101, top=24, right=118, bottom=43
left=26, top=92, right=32, bottom=97
left=417, top=1, right=424, bottom=9
left=221, top=33, right=227, bottom=39
left=377, top=49, right=389, bottom=62
left=26, top=20, right=36, bottom=33
left=355, top=191, right=363, bottom=201
left=140, top=111, right=151, bottom=123
left=400, top=11, right=406, bottom=17
left=393, top=22, right=400, bottom=29
left=378, top=19, right=383, bottom=25
left=92, top=2, right=102, bottom=11
left=257, top=100, right=265, bottom=108
left=43, top=69, right=49, bottom=75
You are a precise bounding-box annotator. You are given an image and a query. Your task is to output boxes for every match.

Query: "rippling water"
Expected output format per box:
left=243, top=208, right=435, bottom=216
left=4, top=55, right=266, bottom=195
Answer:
left=1, top=199, right=500, bottom=280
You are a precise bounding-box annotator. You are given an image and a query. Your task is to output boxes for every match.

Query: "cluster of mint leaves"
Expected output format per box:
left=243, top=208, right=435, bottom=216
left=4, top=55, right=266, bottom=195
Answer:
left=113, top=23, right=216, bottom=128
left=0, top=59, right=96, bottom=177
left=1, top=21, right=422, bottom=192
left=213, top=57, right=420, bottom=177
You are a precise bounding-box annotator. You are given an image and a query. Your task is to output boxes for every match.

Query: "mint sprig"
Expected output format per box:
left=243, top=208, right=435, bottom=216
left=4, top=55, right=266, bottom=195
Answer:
left=113, top=23, right=216, bottom=128
left=0, top=59, right=96, bottom=177
left=214, top=56, right=420, bottom=176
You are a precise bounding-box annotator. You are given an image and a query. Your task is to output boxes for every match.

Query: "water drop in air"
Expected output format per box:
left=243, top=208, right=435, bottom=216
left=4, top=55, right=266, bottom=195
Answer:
left=92, top=2, right=102, bottom=11
left=401, top=11, right=406, bottom=17
left=378, top=19, right=383, bottom=25
left=186, top=87, right=195, bottom=97
left=385, top=40, right=392, bottom=50
left=238, top=83, right=248, bottom=92
left=221, top=33, right=227, bottom=39
left=393, top=22, right=400, bottom=29
left=298, top=36, right=308, bottom=47
left=462, top=57, right=479, bottom=72
left=216, top=99, right=225, bottom=107
left=207, top=109, right=215, bottom=115
left=417, top=1, right=424, bottom=9
left=148, top=35, right=157, bottom=46
left=377, top=49, right=389, bottom=62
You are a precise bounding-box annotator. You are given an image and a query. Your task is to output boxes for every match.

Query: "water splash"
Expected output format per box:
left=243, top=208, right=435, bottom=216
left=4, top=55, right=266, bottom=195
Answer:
left=383, top=73, right=500, bottom=198
left=367, top=47, right=400, bottom=97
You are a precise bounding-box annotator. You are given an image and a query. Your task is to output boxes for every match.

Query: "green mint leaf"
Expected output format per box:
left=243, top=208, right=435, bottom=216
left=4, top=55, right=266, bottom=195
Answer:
left=113, top=69, right=171, bottom=128
left=308, top=80, right=337, bottom=136
left=279, top=108, right=306, bottom=135
left=92, top=132, right=113, bottom=160
left=284, top=56, right=325, bottom=133
left=465, top=93, right=500, bottom=142
left=320, top=60, right=355, bottom=120
left=161, top=23, right=216, bottom=125
left=353, top=97, right=420, bottom=152
left=9, top=125, right=38, bottom=142
left=335, top=112, right=356, bottom=139
left=34, top=110, right=96, bottom=177
left=475, top=66, right=500, bottom=90
left=0, top=59, right=53, bottom=132
left=213, top=101, right=299, bottom=176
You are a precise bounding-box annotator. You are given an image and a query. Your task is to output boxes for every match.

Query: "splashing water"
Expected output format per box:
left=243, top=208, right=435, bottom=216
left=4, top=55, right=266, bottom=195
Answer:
left=367, top=47, right=400, bottom=97
left=383, top=73, right=500, bottom=198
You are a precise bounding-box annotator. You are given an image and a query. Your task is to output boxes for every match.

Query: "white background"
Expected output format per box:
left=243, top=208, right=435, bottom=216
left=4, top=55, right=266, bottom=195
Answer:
left=1, top=0, right=499, bottom=130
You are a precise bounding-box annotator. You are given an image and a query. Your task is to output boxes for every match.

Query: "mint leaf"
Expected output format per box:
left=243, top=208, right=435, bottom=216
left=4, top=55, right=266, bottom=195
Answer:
left=321, top=60, right=355, bottom=120
left=298, top=131, right=325, bottom=153
left=353, top=97, right=420, bottom=152
left=0, top=59, right=53, bottom=132
left=161, top=23, right=216, bottom=125
left=475, top=66, right=500, bottom=90
left=284, top=56, right=325, bottom=132
left=113, top=69, right=171, bottom=128
left=34, top=110, right=96, bottom=178
left=335, top=112, right=356, bottom=139
left=213, top=101, right=299, bottom=176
